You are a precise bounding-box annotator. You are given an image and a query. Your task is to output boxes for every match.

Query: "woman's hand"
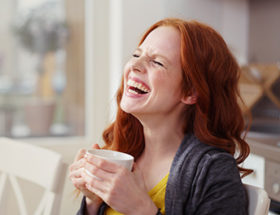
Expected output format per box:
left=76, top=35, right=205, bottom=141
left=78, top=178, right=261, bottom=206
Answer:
left=82, top=154, right=158, bottom=215
left=69, top=144, right=103, bottom=214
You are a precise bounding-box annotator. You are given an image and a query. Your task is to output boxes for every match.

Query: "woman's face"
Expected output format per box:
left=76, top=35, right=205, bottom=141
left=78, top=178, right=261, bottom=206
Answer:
left=120, top=26, right=185, bottom=117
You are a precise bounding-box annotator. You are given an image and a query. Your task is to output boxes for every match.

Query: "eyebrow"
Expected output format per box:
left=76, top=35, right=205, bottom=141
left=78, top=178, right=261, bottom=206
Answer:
left=135, top=47, right=171, bottom=65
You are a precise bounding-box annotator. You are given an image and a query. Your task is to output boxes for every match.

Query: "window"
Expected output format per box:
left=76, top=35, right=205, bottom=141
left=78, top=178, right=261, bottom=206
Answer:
left=0, top=0, right=85, bottom=137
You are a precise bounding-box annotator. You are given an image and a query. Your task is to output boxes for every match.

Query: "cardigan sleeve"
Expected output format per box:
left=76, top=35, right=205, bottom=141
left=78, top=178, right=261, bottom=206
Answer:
left=76, top=196, right=87, bottom=215
left=165, top=134, right=248, bottom=215
left=191, top=153, right=248, bottom=215
left=76, top=196, right=107, bottom=215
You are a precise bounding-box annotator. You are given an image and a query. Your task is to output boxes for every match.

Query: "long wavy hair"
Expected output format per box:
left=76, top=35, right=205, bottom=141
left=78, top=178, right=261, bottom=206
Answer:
left=103, top=18, right=252, bottom=177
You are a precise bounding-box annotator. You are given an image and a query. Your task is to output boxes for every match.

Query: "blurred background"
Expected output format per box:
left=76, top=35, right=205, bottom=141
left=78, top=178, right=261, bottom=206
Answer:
left=0, top=0, right=84, bottom=138
left=0, top=0, right=279, bottom=214
left=0, top=0, right=279, bottom=140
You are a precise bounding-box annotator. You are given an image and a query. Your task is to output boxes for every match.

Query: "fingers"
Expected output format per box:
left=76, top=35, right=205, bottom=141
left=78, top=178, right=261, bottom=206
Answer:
left=131, top=163, right=147, bottom=191
left=71, top=176, right=87, bottom=189
left=132, top=162, right=139, bottom=173
left=132, top=162, right=142, bottom=178
left=74, top=144, right=100, bottom=163
left=69, top=157, right=86, bottom=173
left=69, top=162, right=84, bottom=177
left=85, top=154, right=123, bottom=173
left=69, top=166, right=88, bottom=191
left=132, top=163, right=145, bottom=180
left=74, top=148, right=87, bottom=162
left=69, top=157, right=87, bottom=189
left=81, top=170, right=108, bottom=194
left=92, top=143, right=101, bottom=149
left=85, top=183, right=105, bottom=201
left=84, top=162, right=115, bottom=181
left=82, top=162, right=149, bottom=213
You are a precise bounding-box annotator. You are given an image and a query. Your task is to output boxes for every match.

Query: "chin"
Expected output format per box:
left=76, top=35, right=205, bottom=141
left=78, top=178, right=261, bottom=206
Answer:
left=120, top=104, right=139, bottom=118
left=120, top=98, right=133, bottom=113
left=120, top=101, right=131, bottom=114
left=120, top=106, right=134, bottom=115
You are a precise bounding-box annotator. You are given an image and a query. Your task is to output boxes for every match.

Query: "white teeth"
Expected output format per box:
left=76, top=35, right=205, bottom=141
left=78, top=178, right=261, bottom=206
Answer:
left=128, top=89, right=138, bottom=94
left=127, top=79, right=150, bottom=93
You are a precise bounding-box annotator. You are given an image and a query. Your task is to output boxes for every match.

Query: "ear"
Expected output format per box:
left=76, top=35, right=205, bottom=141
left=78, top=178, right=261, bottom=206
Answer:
left=181, top=94, right=197, bottom=105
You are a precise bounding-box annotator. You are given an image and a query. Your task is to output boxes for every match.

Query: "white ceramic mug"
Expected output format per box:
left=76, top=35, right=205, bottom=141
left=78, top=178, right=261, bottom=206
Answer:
left=85, top=149, right=134, bottom=178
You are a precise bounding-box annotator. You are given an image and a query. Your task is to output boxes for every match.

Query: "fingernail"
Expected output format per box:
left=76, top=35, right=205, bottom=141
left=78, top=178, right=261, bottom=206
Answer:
left=86, top=183, right=93, bottom=190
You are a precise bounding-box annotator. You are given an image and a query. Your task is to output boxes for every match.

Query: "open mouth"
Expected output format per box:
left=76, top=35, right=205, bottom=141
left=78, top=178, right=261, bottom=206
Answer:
left=127, top=79, right=150, bottom=95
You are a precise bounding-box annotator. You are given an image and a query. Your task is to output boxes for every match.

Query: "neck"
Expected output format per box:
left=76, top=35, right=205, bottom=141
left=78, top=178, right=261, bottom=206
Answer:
left=144, top=129, right=183, bottom=159
left=137, top=111, right=185, bottom=159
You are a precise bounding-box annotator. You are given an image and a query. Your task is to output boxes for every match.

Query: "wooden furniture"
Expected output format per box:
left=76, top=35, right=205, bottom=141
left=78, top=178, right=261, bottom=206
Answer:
left=0, top=138, right=67, bottom=215
left=239, top=64, right=280, bottom=113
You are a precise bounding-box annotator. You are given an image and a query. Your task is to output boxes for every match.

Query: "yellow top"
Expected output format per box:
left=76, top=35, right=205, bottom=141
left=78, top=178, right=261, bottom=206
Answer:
left=105, top=174, right=169, bottom=215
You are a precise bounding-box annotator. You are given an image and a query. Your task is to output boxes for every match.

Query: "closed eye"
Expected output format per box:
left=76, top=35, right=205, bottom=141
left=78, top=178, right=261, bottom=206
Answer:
left=152, top=60, right=164, bottom=67
left=132, top=54, right=139, bottom=58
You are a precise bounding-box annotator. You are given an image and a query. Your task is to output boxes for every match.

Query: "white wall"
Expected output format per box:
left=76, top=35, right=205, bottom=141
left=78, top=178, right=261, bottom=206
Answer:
left=164, top=0, right=223, bottom=30
left=249, top=0, right=280, bottom=63
left=221, top=0, right=249, bottom=65
left=166, top=0, right=250, bottom=65
left=122, top=0, right=166, bottom=62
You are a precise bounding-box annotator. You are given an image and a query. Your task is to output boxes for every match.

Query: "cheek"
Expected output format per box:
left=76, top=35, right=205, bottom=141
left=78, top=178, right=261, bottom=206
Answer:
left=152, top=72, right=179, bottom=88
left=150, top=71, right=165, bottom=84
left=154, top=74, right=182, bottom=97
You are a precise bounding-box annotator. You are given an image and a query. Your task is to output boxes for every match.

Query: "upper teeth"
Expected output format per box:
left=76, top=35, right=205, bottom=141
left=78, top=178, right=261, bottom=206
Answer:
left=127, top=79, right=150, bottom=93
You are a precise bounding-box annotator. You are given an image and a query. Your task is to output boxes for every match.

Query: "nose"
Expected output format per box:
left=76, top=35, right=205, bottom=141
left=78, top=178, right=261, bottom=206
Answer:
left=130, top=56, right=147, bottom=73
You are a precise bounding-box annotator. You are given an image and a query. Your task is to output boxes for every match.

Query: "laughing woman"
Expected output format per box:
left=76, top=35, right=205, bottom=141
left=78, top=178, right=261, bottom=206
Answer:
left=69, top=18, right=252, bottom=215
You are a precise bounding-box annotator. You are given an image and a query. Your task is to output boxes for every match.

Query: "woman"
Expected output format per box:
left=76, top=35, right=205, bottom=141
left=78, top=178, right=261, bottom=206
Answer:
left=69, top=18, right=251, bottom=215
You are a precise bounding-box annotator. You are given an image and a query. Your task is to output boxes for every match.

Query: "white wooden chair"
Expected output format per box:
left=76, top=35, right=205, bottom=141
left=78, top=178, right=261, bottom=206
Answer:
left=0, top=138, right=67, bottom=215
left=244, top=184, right=271, bottom=215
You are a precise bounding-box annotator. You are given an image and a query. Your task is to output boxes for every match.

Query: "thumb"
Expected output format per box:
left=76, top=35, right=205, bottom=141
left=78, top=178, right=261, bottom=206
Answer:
left=132, top=163, right=147, bottom=190
left=91, top=143, right=100, bottom=149
left=132, top=162, right=143, bottom=178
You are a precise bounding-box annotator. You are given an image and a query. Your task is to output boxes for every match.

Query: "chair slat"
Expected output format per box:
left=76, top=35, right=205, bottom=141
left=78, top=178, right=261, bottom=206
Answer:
left=9, top=174, right=28, bottom=215
left=0, top=138, right=67, bottom=215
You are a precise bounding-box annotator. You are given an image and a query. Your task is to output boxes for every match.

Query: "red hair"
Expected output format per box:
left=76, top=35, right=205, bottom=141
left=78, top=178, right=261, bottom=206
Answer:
left=103, top=18, right=252, bottom=177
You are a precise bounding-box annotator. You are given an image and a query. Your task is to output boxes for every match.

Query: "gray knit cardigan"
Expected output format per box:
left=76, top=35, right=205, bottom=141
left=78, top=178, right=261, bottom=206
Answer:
left=77, top=134, right=248, bottom=215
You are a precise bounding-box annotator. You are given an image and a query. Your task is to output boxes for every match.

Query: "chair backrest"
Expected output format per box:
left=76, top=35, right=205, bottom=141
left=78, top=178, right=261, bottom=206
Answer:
left=0, top=138, right=67, bottom=215
left=244, top=184, right=271, bottom=215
